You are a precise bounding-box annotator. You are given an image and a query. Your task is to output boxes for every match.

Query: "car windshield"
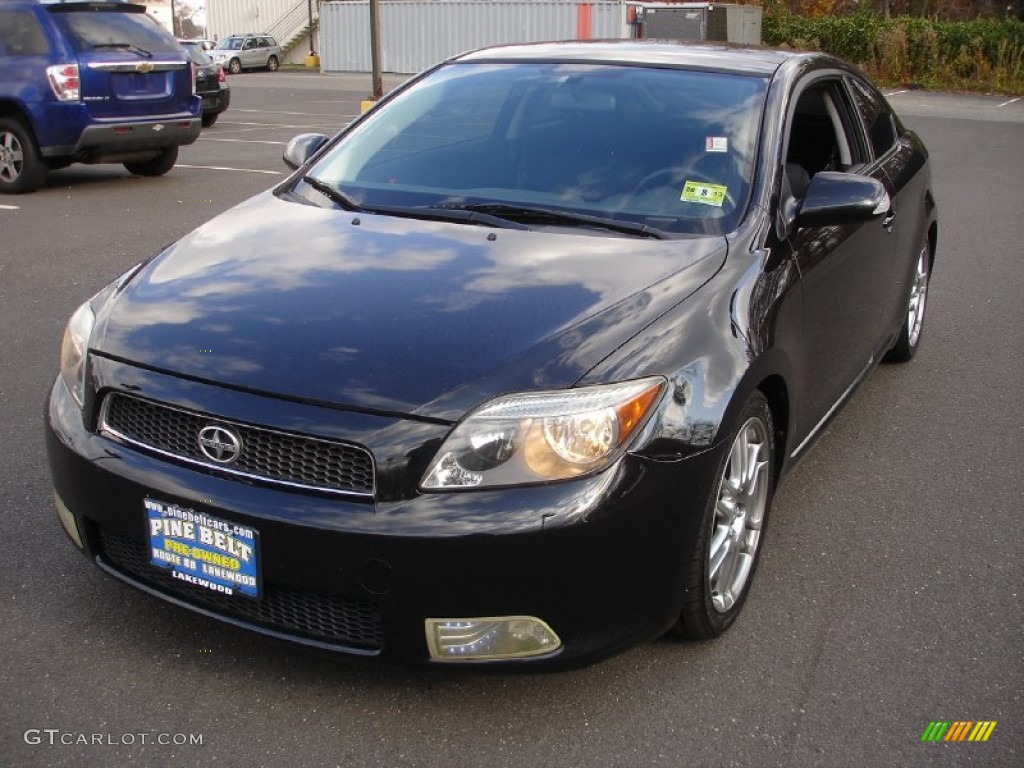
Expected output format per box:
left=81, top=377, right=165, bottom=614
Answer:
left=305, top=62, right=768, bottom=236
left=180, top=43, right=212, bottom=66
left=217, top=37, right=243, bottom=51
left=49, top=9, right=181, bottom=53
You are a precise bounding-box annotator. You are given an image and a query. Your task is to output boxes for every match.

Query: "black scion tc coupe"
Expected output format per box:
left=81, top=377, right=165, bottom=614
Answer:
left=46, top=41, right=936, bottom=667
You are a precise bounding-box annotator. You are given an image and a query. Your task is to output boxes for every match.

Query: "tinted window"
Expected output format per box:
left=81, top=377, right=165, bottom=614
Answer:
left=848, top=77, right=898, bottom=159
left=309, top=63, right=768, bottom=236
left=0, top=10, right=50, bottom=56
left=49, top=8, right=180, bottom=53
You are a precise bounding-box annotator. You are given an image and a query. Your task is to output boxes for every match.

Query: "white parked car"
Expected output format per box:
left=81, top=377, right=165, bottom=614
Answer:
left=211, top=34, right=282, bottom=74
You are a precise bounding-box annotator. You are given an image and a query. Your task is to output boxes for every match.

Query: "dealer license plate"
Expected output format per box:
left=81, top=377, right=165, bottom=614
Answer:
left=145, top=498, right=260, bottom=599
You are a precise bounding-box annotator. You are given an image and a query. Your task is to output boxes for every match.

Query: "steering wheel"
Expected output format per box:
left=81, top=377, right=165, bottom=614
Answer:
left=629, top=166, right=691, bottom=197
left=630, top=166, right=736, bottom=211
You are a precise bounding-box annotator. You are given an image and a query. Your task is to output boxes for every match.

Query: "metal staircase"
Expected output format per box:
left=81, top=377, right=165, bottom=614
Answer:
left=266, top=0, right=320, bottom=56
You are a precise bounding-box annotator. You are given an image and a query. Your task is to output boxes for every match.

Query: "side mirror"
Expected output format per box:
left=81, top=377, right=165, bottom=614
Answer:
left=283, top=133, right=329, bottom=171
left=796, top=172, right=890, bottom=228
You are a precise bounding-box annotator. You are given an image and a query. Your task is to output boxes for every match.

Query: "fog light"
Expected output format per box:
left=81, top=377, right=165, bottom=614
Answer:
left=54, top=492, right=83, bottom=549
left=425, top=616, right=561, bottom=661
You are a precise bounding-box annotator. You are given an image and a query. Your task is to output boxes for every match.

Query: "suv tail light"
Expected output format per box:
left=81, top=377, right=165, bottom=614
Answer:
left=190, top=62, right=196, bottom=96
left=46, top=64, right=80, bottom=101
left=217, top=66, right=226, bottom=84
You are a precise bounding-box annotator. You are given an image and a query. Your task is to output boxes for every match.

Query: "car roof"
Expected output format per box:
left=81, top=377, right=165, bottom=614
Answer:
left=454, top=40, right=810, bottom=77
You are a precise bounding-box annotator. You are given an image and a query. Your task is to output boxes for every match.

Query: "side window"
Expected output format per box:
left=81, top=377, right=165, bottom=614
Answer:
left=784, top=79, right=863, bottom=198
left=259, top=38, right=273, bottom=49
left=244, top=38, right=256, bottom=50
left=847, top=77, right=898, bottom=159
left=0, top=10, right=51, bottom=56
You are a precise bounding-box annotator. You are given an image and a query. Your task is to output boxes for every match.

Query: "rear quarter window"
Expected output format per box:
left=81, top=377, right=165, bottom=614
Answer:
left=0, top=10, right=51, bottom=56
left=49, top=9, right=181, bottom=54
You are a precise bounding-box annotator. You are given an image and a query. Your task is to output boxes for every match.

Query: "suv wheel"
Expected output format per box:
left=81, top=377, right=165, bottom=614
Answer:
left=266, top=56, right=279, bottom=72
left=228, top=58, right=242, bottom=75
left=124, top=147, right=178, bottom=177
left=0, top=117, right=48, bottom=194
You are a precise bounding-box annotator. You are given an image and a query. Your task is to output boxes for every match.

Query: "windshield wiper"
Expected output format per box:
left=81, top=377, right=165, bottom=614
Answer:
left=93, top=42, right=152, bottom=58
left=434, top=203, right=667, bottom=239
left=302, top=175, right=362, bottom=211
left=300, top=179, right=530, bottom=230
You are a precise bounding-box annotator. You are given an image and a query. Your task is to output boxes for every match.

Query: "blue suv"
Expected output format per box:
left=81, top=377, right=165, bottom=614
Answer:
left=0, top=0, right=201, bottom=193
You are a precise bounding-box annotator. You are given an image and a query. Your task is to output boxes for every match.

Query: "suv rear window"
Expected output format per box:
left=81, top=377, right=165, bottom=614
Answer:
left=49, top=8, right=181, bottom=54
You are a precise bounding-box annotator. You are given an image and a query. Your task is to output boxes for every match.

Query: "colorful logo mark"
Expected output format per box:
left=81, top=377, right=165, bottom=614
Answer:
left=921, top=721, right=997, bottom=742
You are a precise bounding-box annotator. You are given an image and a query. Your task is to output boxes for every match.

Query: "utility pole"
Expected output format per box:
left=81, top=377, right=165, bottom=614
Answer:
left=308, top=0, right=315, bottom=54
left=369, top=0, right=383, bottom=99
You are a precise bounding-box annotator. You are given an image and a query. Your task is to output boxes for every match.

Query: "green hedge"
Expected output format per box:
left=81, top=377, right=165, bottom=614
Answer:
left=763, top=7, right=1024, bottom=94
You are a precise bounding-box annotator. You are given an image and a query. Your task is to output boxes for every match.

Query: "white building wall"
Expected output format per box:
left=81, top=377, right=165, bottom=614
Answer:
left=206, top=0, right=308, bottom=42
left=320, top=1, right=630, bottom=74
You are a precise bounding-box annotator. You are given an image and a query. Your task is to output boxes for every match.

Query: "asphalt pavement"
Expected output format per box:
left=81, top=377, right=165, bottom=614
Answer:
left=1, top=73, right=1021, bottom=768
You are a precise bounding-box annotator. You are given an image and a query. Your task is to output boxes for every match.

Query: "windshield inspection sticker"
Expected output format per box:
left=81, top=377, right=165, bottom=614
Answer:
left=705, top=136, right=729, bottom=153
left=681, top=181, right=727, bottom=207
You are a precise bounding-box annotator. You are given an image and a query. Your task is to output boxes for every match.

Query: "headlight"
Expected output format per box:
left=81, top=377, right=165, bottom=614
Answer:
left=421, top=377, right=664, bottom=490
left=59, top=301, right=95, bottom=408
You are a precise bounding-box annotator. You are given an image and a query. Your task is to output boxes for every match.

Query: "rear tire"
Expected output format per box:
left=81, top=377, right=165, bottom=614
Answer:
left=0, top=117, right=47, bottom=194
left=228, top=58, right=242, bottom=75
left=266, top=56, right=279, bottom=72
left=201, top=113, right=219, bottom=128
left=123, top=147, right=178, bottom=177
left=884, top=238, right=931, bottom=363
left=671, top=392, right=775, bottom=640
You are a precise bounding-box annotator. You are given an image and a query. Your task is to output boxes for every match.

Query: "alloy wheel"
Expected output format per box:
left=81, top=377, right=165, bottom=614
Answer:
left=708, top=415, right=771, bottom=613
left=907, top=244, right=929, bottom=348
left=0, top=130, right=24, bottom=184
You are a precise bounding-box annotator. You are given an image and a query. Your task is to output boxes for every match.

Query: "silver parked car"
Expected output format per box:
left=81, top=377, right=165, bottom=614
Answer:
left=212, top=34, right=282, bottom=74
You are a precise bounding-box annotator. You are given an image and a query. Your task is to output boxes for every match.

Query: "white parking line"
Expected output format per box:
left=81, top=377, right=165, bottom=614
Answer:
left=199, top=137, right=288, bottom=145
left=176, top=164, right=283, bottom=175
left=219, top=120, right=347, bottom=129
left=0, top=204, right=19, bottom=210
left=996, top=97, right=1021, bottom=108
left=230, top=108, right=351, bottom=117
left=886, top=90, right=909, bottom=97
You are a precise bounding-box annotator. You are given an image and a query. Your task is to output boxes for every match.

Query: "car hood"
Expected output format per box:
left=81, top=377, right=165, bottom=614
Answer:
left=94, top=192, right=726, bottom=421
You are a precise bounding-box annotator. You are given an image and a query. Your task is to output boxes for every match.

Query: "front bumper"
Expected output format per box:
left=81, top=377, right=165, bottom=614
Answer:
left=44, top=360, right=719, bottom=667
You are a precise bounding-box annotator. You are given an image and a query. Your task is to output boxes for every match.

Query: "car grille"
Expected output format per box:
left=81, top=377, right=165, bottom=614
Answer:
left=97, top=527, right=384, bottom=651
left=101, top=393, right=375, bottom=496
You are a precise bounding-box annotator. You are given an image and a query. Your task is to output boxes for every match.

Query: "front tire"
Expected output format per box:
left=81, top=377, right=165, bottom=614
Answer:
left=266, top=56, right=279, bottom=72
left=228, top=58, right=242, bottom=75
left=884, top=239, right=931, bottom=363
left=672, top=392, right=775, bottom=640
left=123, top=147, right=178, bottom=177
left=0, top=117, right=47, bottom=194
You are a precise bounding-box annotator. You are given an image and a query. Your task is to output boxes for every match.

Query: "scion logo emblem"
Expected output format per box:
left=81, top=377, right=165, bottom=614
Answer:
left=197, top=425, right=242, bottom=464
left=136, top=61, right=154, bottom=74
